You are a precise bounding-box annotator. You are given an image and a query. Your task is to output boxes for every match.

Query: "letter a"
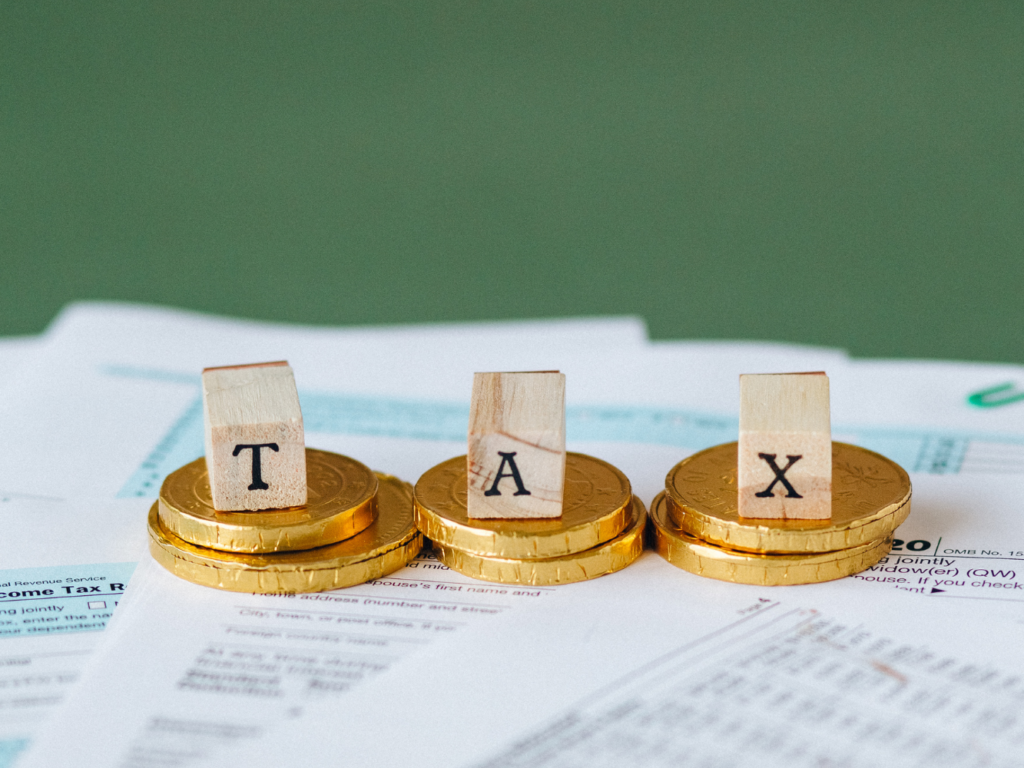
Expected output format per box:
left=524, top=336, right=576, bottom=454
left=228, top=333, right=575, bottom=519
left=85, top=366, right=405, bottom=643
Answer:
left=466, top=371, right=566, bottom=518
left=483, top=452, right=532, bottom=497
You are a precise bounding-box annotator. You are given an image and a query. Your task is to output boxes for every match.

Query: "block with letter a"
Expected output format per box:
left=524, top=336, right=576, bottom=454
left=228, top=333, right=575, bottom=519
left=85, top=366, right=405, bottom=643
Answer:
left=466, top=371, right=566, bottom=519
left=738, top=372, right=831, bottom=520
left=202, top=361, right=307, bottom=511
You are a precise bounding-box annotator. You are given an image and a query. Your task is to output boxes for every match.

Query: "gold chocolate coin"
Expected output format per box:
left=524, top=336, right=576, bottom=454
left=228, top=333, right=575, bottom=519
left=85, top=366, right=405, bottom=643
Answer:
left=665, top=442, right=911, bottom=554
left=149, top=473, right=421, bottom=593
left=433, top=496, right=646, bottom=586
left=159, top=448, right=377, bottom=553
left=414, top=453, right=632, bottom=559
left=650, top=492, right=891, bottom=586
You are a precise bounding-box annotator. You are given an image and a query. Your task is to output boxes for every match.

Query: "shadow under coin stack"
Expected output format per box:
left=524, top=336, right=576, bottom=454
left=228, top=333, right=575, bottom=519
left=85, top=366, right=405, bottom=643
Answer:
left=414, top=453, right=646, bottom=586
left=148, top=448, right=423, bottom=592
left=651, top=442, right=912, bottom=585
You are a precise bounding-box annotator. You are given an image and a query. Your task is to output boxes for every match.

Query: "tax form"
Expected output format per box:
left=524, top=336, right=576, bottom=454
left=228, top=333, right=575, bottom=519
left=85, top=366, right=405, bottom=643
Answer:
left=830, top=360, right=1024, bottom=605
left=19, top=551, right=559, bottom=768
left=14, top=303, right=1024, bottom=766
left=849, top=471, right=1024, bottom=603
left=32, top=464, right=1024, bottom=768
left=217, top=555, right=1024, bottom=768
left=33, top=349, right=1024, bottom=768
left=831, top=358, right=1024, bottom=473
left=1, top=307, right=849, bottom=767
left=0, top=496, right=147, bottom=768
left=0, top=302, right=650, bottom=501
left=0, top=302, right=853, bottom=518
left=0, top=305, right=649, bottom=766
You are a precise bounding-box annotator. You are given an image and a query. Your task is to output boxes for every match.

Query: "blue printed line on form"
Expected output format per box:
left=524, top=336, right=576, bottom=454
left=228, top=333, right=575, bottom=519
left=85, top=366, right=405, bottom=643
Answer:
left=105, top=365, right=1024, bottom=498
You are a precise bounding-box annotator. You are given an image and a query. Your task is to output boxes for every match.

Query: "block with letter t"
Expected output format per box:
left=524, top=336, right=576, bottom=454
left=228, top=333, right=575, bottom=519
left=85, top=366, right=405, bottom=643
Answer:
left=738, top=372, right=831, bottom=520
left=202, top=361, right=307, bottom=511
left=466, top=371, right=566, bottom=519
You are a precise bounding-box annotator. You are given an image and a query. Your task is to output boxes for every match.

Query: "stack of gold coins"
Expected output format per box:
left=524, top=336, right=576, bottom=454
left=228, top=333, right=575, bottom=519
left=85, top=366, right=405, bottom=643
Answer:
left=149, top=448, right=422, bottom=593
left=651, top=442, right=912, bottom=586
left=414, top=453, right=646, bottom=586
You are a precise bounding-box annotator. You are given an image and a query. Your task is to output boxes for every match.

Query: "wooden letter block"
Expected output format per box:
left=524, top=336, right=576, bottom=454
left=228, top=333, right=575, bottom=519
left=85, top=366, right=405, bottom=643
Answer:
left=466, top=372, right=566, bottom=519
left=202, top=361, right=307, bottom=512
left=738, top=372, right=831, bottom=520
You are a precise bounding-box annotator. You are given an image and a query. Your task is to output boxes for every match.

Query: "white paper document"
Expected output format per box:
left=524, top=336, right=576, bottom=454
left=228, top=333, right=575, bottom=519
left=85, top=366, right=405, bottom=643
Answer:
left=841, top=472, right=1024, bottom=606
left=219, top=555, right=1024, bottom=768
left=0, top=303, right=651, bottom=499
left=0, top=306, right=853, bottom=768
left=832, top=358, right=1024, bottom=475
left=0, top=304, right=650, bottom=766
left=0, top=496, right=148, bottom=767
left=0, top=301, right=848, bottom=507
left=35, top=462, right=1024, bottom=768
left=13, top=303, right=1024, bottom=767
left=0, top=336, right=38, bottom=394
left=17, top=550, right=558, bottom=768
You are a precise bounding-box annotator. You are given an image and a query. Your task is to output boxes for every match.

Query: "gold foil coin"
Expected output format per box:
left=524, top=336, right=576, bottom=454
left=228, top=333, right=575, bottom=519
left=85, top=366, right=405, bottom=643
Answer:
left=432, top=496, right=646, bottom=586
left=149, top=473, right=421, bottom=593
left=650, top=492, right=891, bottom=586
left=159, top=448, right=378, bottom=553
left=414, top=453, right=632, bottom=559
left=665, top=442, right=911, bottom=554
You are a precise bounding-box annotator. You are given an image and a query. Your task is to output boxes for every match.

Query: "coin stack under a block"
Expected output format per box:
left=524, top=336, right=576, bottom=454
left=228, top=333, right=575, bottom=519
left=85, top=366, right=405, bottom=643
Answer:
left=149, top=448, right=422, bottom=593
left=650, top=441, right=912, bottom=585
left=651, top=373, right=913, bottom=586
left=413, top=371, right=645, bottom=586
left=148, top=361, right=421, bottom=593
left=414, top=452, right=646, bottom=586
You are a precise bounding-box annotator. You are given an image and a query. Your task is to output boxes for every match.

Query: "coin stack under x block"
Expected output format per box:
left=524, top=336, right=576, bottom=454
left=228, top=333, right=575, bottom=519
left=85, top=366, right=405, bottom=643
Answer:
left=414, top=453, right=646, bottom=586
left=148, top=448, right=423, bottom=593
left=650, top=441, right=913, bottom=585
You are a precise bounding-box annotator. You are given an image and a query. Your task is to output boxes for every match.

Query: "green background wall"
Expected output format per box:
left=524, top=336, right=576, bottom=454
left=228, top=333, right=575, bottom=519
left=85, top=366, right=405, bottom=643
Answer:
left=2, top=3, right=1021, bottom=361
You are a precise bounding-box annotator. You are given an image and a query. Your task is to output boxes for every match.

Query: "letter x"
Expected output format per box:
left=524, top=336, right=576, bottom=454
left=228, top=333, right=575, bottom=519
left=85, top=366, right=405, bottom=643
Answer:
left=233, top=443, right=279, bottom=490
left=755, top=453, right=803, bottom=498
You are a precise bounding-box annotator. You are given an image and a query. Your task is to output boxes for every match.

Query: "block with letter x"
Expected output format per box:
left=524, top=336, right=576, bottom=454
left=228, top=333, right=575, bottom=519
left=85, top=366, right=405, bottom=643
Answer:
left=202, top=361, right=307, bottom=511
left=466, top=371, right=566, bottom=519
left=738, top=372, right=831, bottom=520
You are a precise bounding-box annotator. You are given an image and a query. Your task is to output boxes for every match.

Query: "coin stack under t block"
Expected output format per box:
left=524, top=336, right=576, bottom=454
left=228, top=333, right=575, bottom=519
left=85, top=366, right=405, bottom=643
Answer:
left=651, top=372, right=913, bottom=585
left=148, top=361, right=422, bottom=593
left=414, top=371, right=646, bottom=586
